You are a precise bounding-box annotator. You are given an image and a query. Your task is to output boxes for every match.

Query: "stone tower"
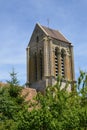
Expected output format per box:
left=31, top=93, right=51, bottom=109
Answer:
left=26, top=23, right=75, bottom=92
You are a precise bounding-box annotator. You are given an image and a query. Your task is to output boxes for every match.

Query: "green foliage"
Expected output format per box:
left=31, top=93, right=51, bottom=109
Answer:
left=0, top=85, right=27, bottom=130
left=0, top=70, right=87, bottom=130
left=9, top=85, right=21, bottom=98
left=0, top=119, right=18, bottom=130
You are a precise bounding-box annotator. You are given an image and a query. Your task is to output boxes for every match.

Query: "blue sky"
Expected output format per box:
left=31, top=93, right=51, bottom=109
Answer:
left=0, top=0, right=87, bottom=85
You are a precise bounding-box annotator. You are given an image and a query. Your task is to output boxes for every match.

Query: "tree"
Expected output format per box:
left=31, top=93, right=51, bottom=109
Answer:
left=77, top=70, right=87, bottom=130
left=18, top=77, right=77, bottom=130
left=0, top=73, right=27, bottom=130
left=0, top=70, right=87, bottom=130
left=18, top=72, right=87, bottom=130
left=7, top=68, right=19, bottom=86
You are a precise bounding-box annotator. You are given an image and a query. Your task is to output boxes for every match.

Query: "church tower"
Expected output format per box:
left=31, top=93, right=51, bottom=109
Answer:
left=26, top=23, right=75, bottom=92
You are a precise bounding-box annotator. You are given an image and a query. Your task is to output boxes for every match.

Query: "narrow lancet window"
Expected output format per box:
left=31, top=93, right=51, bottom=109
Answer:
left=55, top=48, right=58, bottom=78
left=40, top=50, right=43, bottom=80
left=36, top=36, right=39, bottom=42
left=35, top=52, right=37, bottom=80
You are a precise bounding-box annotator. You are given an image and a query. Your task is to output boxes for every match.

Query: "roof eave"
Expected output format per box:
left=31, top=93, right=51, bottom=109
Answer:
left=50, top=36, right=71, bottom=45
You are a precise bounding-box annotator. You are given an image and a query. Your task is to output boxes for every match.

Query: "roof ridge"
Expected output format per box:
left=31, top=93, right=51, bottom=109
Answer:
left=41, top=25, right=58, bottom=32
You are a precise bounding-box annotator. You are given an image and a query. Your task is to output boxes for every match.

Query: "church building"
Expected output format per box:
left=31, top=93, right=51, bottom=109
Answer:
left=26, top=23, right=75, bottom=92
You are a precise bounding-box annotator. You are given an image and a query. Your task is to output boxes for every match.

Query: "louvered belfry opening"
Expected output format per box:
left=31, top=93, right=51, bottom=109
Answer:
left=35, top=52, right=37, bottom=81
left=40, top=50, right=43, bottom=80
left=61, top=50, right=65, bottom=78
left=55, top=48, right=58, bottom=78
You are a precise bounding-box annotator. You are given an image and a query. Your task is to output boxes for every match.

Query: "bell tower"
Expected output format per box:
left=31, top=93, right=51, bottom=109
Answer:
left=26, top=23, right=75, bottom=92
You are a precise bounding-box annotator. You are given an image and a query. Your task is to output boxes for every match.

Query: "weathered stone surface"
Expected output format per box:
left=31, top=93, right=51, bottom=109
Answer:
left=22, top=88, right=37, bottom=101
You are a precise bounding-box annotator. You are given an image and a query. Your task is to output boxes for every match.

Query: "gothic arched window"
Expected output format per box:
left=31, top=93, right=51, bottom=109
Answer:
left=40, top=50, right=43, bottom=80
left=61, top=49, right=65, bottom=78
left=35, top=52, right=37, bottom=80
left=55, top=48, right=58, bottom=77
left=36, top=36, right=39, bottom=42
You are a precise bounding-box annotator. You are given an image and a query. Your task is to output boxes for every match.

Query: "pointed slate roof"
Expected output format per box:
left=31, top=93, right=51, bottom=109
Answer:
left=38, top=23, right=70, bottom=43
